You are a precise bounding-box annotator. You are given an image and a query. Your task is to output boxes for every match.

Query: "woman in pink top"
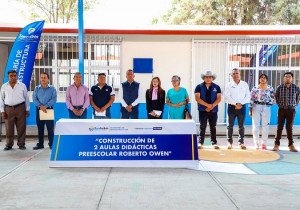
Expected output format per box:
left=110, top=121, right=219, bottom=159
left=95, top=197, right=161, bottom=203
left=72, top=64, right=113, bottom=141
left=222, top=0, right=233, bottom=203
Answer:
left=145, top=77, right=165, bottom=119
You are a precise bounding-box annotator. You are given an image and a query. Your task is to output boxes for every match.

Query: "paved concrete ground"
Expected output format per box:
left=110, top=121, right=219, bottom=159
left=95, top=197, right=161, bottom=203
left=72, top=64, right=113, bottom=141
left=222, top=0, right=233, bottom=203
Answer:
left=0, top=136, right=299, bottom=210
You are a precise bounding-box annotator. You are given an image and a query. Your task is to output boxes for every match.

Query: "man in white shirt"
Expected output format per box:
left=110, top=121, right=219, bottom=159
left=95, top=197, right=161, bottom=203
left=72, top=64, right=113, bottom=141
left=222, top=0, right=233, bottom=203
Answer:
left=0, top=70, right=30, bottom=150
left=119, top=69, right=142, bottom=119
left=224, top=68, right=250, bottom=150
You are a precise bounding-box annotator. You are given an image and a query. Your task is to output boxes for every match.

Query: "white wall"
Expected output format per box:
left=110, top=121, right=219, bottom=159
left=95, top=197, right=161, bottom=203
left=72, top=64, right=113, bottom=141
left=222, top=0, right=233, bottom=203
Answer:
left=192, top=41, right=229, bottom=124
left=121, top=41, right=192, bottom=102
left=0, top=43, right=8, bottom=85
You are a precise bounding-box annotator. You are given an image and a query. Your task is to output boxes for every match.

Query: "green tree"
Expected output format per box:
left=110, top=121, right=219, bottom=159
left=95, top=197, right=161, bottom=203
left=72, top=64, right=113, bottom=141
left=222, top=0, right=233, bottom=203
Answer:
left=155, top=0, right=300, bottom=25
left=17, top=0, right=99, bottom=23
left=270, top=0, right=300, bottom=24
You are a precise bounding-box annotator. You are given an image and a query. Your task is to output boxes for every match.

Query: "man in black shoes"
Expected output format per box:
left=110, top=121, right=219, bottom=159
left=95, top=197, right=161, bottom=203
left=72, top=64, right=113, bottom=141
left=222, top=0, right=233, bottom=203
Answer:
left=32, top=72, right=57, bottom=150
left=195, top=71, right=221, bottom=149
left=273, top=72, right=300, bottom=152
left=224, top=68, right=251, bottom=150
left=0, top=70, right=30, bottom=151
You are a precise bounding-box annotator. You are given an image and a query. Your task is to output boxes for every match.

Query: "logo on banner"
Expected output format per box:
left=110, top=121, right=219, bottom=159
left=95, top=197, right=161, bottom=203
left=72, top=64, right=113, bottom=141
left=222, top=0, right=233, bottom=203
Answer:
left=28, top=28, right=35, bottom=34
left=18, top=34, right=40, bottom=41
left=3, top=20, right=44, bottom=88
left=89, top=126, right=109, bottom=132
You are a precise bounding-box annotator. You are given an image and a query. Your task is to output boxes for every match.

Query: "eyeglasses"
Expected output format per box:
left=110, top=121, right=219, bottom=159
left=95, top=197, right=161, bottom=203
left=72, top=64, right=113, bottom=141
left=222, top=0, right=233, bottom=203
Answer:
left=284, top=75, right=292, bottom=78
left=171, top=80, right=179, bottom=82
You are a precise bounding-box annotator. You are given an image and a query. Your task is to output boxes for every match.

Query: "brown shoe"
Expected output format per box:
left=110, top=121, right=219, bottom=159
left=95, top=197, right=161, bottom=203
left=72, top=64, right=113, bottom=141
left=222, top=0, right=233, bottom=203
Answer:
left=272, top=145, right=279, bottom=151
left=240, top=144, right=247, bottom=150
left=198, top=144, right=203, bottom=149
left=213, top=145, right=220, bottom=150
left=227, top=143, right=232, bottom=149
left=289, top=145, right=298, bottom=152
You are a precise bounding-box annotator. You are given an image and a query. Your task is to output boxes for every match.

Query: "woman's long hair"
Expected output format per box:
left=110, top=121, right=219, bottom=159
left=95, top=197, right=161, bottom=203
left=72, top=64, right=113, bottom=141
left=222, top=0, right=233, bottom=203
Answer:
left=149, top=77, right=164, bottom=99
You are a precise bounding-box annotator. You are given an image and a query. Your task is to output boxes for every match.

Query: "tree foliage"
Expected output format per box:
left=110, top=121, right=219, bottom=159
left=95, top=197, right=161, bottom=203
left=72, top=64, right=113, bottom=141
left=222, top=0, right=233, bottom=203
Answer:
left=17, top=0, right=99, bottom=23
left=154, top=0, right=300, bottom=25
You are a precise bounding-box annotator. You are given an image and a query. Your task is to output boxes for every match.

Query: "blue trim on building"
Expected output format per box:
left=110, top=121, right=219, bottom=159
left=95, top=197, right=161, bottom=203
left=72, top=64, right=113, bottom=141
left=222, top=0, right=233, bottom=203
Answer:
left=78, top=0, right=84, bottom=83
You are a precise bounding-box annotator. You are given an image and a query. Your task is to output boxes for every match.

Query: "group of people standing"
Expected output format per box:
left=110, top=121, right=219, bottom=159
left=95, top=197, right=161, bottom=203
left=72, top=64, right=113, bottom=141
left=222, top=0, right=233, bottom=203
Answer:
left=0, top=70, right=57, bottom=150
left=0, top=68, right=299, bottom=152
left=199, top=68, right=299, bottom=153
left=65, top=69, right=189, bottom=120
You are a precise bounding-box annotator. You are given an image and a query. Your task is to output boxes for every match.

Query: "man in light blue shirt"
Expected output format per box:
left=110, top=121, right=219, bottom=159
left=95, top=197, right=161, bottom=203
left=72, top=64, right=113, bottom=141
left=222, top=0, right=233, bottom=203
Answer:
left=32, top=72, right=57, bottom=150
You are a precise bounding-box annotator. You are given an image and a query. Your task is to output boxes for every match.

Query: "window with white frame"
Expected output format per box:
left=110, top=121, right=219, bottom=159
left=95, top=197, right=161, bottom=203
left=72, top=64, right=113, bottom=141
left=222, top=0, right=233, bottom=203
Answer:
left=229, top=38, right=300, bottom=90
left=31, top=35, right=122, bottom=101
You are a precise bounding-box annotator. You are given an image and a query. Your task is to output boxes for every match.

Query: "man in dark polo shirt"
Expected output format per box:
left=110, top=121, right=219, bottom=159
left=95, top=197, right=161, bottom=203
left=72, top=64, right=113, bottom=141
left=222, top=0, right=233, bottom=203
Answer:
left=90, top=73, right=115, bottom=119
left=119, top=69, right=142, bottom=119
left=195, top=71, right=221, bottom=149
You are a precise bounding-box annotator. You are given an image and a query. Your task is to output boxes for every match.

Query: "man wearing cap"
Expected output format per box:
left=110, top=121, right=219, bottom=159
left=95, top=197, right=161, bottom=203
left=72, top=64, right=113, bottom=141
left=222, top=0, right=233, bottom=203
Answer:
left=0, top=70, right=30, bottom=150
left=195, top=71, right=221, bottom=149
left=224, top=68, right=251, bottom=150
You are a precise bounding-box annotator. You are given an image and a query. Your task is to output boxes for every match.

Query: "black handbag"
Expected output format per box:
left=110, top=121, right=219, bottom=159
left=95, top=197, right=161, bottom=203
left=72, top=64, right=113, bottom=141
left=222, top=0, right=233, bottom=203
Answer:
left=184, top=105, right=192, bottom=119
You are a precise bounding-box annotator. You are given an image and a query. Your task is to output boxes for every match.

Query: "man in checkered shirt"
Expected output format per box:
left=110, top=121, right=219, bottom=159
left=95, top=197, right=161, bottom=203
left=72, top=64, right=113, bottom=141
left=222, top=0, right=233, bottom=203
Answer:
left=273, top=72, right=300, bottom=152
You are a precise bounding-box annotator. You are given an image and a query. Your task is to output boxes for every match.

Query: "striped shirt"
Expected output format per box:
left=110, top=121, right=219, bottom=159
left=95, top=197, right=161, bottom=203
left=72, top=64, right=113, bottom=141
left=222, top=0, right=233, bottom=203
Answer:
left=275, top=83, right=300, bottom=109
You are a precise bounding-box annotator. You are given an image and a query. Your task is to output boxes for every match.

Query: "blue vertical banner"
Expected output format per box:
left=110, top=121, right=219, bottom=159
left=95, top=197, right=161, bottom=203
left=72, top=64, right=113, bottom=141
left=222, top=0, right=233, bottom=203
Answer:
left=3, top=21, right=45, bottom=88
left=260, top=45, right=278, bottom=66
left=78, top=0, right=84, bottom=83
left=258, top=45, right=269, bottom=66
left=254, top=44, right=279, bottom=67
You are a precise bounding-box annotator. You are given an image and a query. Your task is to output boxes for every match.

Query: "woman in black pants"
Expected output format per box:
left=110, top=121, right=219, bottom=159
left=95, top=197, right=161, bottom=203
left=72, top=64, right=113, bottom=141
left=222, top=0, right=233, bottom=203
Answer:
left=146, top=77, right=165, bottom=119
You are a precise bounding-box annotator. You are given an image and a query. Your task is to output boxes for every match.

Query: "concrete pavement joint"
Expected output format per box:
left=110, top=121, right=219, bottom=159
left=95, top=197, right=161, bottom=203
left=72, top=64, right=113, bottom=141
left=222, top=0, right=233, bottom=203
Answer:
left=232, top=175, right=300, bottom=197
left=207, top=171, right=240, bottom=210
left=97, top=167, right=112, bottom=209
left=0, top=149, right=44, bottom=181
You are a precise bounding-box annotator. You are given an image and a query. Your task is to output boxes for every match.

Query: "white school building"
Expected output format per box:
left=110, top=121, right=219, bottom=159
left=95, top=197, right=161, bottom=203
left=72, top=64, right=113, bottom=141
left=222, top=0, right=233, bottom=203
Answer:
left=0, top=23, right=300, bottom=124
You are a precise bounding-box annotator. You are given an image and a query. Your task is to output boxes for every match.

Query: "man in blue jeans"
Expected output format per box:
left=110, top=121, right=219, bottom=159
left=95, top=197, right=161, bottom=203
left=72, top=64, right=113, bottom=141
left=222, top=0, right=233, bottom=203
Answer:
left=195, top=71, right=221, bottom=149
left=224, top=68, right=250, bottom=150
left=90, top=73, right=115, bottom=119
left=32, top=72, right=57, bottom=150
left=119, top=69, right=142, bottom=119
